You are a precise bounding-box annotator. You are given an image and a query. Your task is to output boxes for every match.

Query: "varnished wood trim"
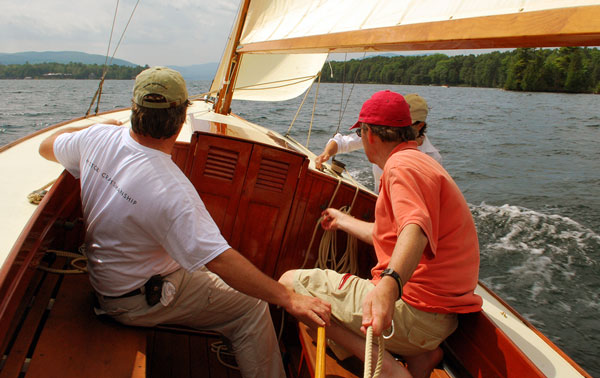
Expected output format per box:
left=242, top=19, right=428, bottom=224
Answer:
left=478, top=281, right=593, bottom=378
left=238, top=5, right=600, bottom=54
left=0, top=107, right=129, bottom=153
left=0, top=172, right=78, bottom=345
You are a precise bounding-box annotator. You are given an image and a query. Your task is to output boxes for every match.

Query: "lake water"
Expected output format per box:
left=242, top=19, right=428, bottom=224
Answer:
left=1, top=79, right=599, bottom=376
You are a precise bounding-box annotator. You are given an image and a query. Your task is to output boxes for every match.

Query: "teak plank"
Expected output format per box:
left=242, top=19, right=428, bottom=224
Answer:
left=0, top=271, right=59, bottom=378
left=25, top=273, right=147, bottom=378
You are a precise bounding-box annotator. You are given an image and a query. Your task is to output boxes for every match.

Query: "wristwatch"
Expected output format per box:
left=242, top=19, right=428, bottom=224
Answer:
left=381, top=268, right=403, bottom=300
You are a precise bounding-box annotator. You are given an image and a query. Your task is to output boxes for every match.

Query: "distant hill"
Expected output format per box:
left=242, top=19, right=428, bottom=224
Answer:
left=0, top=51, right=219, bottom=81
left=0, top=51, right=137, bottom=67
left=171, top=63, right=218, bottom=81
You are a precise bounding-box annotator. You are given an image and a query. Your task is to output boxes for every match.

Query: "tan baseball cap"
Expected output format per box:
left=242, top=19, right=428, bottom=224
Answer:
left=405, top=94, right=428, bottom=123
left=133, top=66, right=188, bottom=109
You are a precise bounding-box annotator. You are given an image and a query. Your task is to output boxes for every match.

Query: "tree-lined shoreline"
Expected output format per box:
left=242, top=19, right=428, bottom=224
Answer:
left=322, top=47, right=600, bottom=94
left=0, top=62, right=147, bottom=80
left=2, top=48, right=599, bottom=93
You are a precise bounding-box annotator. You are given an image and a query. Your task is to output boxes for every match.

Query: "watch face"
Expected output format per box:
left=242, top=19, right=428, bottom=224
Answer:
left=382, top=268, right=395, bottom=277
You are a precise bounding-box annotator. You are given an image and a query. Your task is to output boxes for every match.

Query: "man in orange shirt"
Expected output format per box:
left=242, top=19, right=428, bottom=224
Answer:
left=280, top=90, right=482, bottom=378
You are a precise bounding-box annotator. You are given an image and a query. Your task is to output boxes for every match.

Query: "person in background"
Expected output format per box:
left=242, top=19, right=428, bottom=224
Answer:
left=315, top=94, right=441, bottom=192
left=280, top=90, right=481, bottom=378
left=39, top=66, right=331, bottom=378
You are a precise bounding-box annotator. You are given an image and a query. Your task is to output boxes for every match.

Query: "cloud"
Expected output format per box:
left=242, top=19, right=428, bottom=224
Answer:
left=0, top=0, right=240, bottom=66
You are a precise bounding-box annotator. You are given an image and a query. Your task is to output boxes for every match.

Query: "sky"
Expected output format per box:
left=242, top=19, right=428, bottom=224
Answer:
left=1, top=0, right=241, bottom=66
left=1, top=0, right=512, bottom=67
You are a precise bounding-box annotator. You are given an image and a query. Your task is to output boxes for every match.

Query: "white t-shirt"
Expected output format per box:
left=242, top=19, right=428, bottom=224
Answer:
left=54, top=125, right=230, bottom=296
left=329, top=133, right=443, bottom=191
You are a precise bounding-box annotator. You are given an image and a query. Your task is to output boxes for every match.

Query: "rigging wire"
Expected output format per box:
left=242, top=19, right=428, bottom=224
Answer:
left=341, top=52, right=366, bottom=129
left=305, top=71, right=323, bottom=148
left=334, top=52, right=367, bottom=135
left=86, top=0, right=141, bottom=117
left=337, top=53, right=347, bottom=133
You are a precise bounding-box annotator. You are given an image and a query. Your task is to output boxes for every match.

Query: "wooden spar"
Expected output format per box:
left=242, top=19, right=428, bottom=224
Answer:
left=315, top=327, right=326, bottom=378
left=237, top=5, right=600, bottom=54
left=214, top=0, right=251, bottom=115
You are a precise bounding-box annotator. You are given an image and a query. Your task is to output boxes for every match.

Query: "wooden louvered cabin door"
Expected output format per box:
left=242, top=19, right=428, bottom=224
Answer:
left=188, top=133, right=253, bottom=241
left=188, top=132, right=305, bottom=276
left=230, top=144, right=304, bottom=276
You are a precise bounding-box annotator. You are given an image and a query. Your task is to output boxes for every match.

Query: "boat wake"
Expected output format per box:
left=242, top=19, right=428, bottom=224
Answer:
left=470, top=202, right=600, bottom=331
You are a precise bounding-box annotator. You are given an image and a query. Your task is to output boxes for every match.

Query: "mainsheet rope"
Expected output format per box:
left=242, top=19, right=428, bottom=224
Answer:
left=364, top=326, right=385, bottom=378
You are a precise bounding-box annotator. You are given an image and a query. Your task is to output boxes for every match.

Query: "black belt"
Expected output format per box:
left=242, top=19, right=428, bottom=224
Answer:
left=103, top=287, right=143, bottom=299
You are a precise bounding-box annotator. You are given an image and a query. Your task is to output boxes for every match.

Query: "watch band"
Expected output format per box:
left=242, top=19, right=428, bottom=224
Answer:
left=381, top=268, right=403, bottom=300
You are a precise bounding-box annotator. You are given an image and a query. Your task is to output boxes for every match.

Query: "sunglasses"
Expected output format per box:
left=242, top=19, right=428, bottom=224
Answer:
left=355, top=128, right=362, bottom=137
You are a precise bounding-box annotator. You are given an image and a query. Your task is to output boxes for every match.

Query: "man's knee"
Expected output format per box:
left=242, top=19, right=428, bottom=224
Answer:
left=278, top=270, right=296, bottom=290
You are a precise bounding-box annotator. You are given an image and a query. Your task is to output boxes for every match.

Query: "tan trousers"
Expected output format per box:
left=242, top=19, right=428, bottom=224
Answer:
left=293, top=269, right=458, bottom=359
left=96, top=267, right=285, bottom=378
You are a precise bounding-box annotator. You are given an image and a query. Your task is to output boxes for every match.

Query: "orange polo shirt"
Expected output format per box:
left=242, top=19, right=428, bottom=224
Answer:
left=371, top=141, right=482, bottom=314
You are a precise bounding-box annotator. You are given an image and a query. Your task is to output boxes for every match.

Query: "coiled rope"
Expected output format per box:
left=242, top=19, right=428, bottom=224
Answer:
left=37, top=246, right=88, bottom=274
left=210, top=340, right=239, bottom=370
left=300, top=170, right=360, bottom=274
left=27, top=179, right=57, bottom=204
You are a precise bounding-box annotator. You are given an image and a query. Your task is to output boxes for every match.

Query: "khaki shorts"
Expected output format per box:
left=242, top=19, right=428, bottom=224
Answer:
left=293, top=269, right=458, bottom=358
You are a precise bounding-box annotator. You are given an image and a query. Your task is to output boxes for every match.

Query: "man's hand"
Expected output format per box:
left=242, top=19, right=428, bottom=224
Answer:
left=102, top=118, right=123, bottom=126
left=360, top=281, right=396, bottom=336
left=315, top=152, right=331, bottom=170
left=285, top=291, right=331, bottom=329
left=320, top=208, right=346, bottom=231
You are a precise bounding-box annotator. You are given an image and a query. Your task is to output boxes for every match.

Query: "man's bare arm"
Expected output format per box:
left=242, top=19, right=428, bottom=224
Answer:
left=206, top=248, right=331, bottom=329
left=39, top=119, right=122, bottom=162
left=361, top=224, right=428, bottom=335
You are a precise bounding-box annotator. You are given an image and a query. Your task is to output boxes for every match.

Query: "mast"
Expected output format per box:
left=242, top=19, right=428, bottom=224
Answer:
left=214, top=0, right=251, bottom=115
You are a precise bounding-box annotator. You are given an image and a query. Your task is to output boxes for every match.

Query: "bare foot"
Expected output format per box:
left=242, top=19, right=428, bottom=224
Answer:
left=404, top=347, right=443, bottom=378
left=378, top=356, right=412, bottom=378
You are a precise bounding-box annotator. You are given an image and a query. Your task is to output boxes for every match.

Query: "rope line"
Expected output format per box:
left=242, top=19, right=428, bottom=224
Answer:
left=210, top=340, right=240, bottom=370
left=285, top=80, right=315, bottom=137
left=27, top=179, right=57, bottom=205
left=38, top=248, right=88, bottom=274
left=364, top=326, right=384, bottom=378
left=301, top=166, right=361, bottom=275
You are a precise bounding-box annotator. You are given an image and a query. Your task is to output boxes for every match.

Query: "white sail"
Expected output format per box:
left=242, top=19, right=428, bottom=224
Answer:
left=212, top=0, right=600, bottom=103
left=240, top=0, right=599, bottom=43
left=230, top=53, right=327, bottom=101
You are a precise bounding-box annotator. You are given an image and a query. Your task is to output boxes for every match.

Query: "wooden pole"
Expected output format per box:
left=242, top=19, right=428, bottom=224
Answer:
left=315, top=326, right=326, bottom=378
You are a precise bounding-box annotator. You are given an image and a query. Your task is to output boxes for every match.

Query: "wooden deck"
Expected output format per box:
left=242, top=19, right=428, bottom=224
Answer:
left=0, top=263, right=243, bottom=378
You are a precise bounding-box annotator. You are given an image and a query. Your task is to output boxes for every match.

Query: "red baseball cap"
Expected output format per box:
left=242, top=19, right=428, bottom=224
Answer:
left=350, top=90, right=412, bottom=129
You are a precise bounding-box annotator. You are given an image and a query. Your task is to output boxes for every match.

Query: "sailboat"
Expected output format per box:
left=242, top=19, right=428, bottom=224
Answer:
left=0, top=0, right=597, bottom=377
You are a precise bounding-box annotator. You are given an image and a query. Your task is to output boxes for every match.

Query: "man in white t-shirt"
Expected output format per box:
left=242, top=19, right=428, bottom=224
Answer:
left=315, top=94, right=442, bottom=191
left=39, top=66, right=331, bottom=378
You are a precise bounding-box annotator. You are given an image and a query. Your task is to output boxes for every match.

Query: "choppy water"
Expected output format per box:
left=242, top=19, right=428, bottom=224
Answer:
left=2, top=79, right=599, bottom=376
